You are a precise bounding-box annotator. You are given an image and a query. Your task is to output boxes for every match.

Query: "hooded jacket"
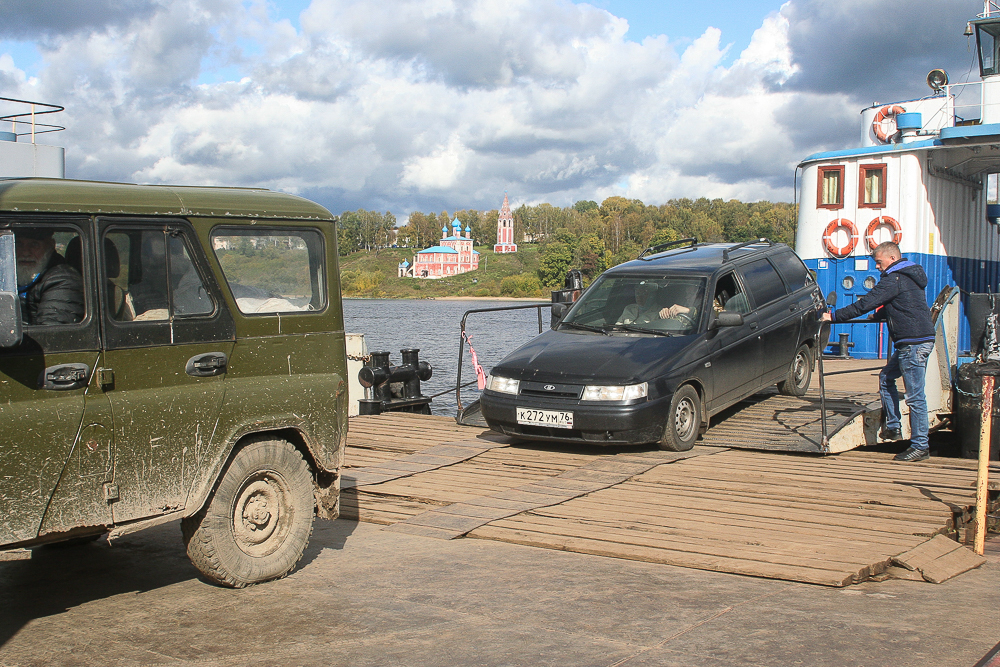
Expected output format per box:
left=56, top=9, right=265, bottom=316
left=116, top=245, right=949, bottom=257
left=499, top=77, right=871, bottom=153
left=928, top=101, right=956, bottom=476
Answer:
left=832, top=258, right=935, bottom=345
left=19, top=253, right=85, bottom=326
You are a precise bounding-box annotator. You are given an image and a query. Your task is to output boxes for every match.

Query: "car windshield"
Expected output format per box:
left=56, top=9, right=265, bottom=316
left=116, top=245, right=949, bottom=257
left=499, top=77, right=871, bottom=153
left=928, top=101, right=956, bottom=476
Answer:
left=561, top=274, right=706, bottom=335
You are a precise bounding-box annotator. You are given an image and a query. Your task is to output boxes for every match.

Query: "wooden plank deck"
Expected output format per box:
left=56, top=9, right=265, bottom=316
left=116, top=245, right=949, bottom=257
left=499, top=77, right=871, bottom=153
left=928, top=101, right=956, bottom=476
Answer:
left=341, top=413, right=996, bottom=587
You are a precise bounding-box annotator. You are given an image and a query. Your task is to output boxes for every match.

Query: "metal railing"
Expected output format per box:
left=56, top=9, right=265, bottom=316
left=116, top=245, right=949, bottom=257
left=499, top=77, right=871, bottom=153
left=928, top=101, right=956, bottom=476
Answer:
left=455, top=303, right=549, bottom=412
left=0, top=96, right=65, bottom=142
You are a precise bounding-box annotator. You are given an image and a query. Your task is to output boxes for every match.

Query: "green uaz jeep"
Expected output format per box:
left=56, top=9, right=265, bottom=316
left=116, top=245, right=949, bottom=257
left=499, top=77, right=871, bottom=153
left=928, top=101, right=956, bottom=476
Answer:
left=0, top=178, right=348, bottom=587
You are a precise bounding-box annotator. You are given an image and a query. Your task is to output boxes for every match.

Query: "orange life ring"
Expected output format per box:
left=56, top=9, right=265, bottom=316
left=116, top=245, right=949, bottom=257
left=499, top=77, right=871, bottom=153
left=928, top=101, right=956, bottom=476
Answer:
left=865, top=216, right=903, bottom=251
left=872, top=105, right=905, bottom=143
left=822, top=218, right=859, bottom=258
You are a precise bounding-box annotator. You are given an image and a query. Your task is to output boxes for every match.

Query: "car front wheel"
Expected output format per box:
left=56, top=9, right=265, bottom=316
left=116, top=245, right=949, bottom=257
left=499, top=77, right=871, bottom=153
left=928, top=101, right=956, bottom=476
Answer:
left=660, top=384, right=701, bottom=451
left=777, top=344, right=812, bottom=396
left=182, top=436, right=315, bottom=588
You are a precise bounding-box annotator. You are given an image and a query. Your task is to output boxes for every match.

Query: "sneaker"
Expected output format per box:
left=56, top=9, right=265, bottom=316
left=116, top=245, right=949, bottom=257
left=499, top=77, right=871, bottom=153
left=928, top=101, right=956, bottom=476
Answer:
left=893, top=447, right=929, bottom=462
left=879, top=427, right=902, bottom=441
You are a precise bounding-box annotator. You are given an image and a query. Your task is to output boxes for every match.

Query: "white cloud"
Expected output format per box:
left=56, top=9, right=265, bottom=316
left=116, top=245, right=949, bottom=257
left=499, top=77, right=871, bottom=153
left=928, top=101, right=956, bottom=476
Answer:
left=401, top=134, right=472, bottom=190
left=0, top=0, right=982, bottom=216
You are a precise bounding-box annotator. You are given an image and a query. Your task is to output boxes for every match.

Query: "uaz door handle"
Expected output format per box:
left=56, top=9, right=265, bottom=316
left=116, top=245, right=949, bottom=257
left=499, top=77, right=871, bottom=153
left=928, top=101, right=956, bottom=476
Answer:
left=186, top=352, right=228, bottom=377
left=39, top=363, right=90, bottom=390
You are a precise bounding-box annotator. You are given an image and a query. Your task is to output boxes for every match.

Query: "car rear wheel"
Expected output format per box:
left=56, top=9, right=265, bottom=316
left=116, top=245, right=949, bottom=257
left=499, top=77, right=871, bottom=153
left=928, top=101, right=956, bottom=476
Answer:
left=777, top=344, right=812, bottom=396
left=182, top=436, right=315, bottom=588
left=660, top=385, right=700, bottom=451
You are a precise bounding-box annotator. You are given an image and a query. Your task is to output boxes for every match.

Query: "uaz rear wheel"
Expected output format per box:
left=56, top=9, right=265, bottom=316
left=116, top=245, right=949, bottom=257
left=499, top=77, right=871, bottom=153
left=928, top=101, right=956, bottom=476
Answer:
left=182, top=437, right=314, bottom=588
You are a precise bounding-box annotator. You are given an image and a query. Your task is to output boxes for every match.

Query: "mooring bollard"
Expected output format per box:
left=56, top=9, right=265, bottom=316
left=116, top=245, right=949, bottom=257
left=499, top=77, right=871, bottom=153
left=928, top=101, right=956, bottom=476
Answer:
left=974, top=363, right=999, bottom=556
left=357, top=348, right=433, bottom=415
left=837, top=333, right=854, bottom=359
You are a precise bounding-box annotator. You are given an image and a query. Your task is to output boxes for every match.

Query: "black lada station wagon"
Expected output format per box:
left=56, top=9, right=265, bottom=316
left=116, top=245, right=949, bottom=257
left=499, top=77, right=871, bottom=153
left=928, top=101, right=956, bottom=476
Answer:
left=480, top=239, right=824, bottom=451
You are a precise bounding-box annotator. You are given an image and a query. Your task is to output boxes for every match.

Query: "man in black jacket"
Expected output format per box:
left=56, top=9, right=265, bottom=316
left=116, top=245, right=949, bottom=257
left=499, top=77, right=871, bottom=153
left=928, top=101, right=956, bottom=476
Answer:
left=16, top=229, right=85, bottom=326
left=821, top=241, right=935, bottom=461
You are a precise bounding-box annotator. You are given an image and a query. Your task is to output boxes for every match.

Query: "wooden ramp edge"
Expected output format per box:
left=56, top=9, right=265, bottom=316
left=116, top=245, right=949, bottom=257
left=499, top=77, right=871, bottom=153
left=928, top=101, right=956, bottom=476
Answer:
left=343, top=413, right=992, bottom=587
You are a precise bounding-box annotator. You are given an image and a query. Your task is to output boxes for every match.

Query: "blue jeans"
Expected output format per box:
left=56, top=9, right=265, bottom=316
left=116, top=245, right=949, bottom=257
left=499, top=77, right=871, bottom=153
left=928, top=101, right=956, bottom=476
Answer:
left=879, top=341, right=935, bottom=451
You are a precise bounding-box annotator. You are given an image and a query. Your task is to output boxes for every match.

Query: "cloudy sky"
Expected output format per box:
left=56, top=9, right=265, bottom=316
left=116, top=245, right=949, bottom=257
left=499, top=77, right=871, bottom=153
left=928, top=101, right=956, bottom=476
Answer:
left=0, top=0, right=983, bottom=218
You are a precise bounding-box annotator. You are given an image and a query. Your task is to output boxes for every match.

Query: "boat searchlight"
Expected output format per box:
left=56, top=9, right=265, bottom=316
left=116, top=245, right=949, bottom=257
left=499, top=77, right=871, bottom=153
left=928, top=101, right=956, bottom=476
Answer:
left=926, top=69, right=949, bottom=93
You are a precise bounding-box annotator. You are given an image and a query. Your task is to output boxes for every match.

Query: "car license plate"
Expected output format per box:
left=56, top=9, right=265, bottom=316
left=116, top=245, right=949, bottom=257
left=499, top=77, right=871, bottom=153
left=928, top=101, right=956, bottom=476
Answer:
left=516, top=408, right=574, bottom=429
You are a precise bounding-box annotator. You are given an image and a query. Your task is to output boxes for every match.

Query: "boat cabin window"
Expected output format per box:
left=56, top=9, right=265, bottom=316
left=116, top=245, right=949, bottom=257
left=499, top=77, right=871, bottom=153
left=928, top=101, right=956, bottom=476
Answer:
left=977, top=20, right=1000, bottom=77
left=817, top=166, right=844, bottom=209
left=859, top=164, right=886, bottom=208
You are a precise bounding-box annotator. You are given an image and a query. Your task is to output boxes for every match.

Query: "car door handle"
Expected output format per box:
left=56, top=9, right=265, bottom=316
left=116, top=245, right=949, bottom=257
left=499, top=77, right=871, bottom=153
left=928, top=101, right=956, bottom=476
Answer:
left=789, top=305, right=799, bottom=312
left=186, top=352, right=228, bottom=377
left=749, top=322, right=758, bottom=330
left=39, top=363, right=90, bottom=391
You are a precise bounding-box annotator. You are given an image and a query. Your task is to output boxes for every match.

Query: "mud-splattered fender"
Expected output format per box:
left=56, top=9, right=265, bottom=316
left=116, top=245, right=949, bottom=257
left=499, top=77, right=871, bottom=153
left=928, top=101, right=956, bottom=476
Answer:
left=181, top=371, right=348, bottom=517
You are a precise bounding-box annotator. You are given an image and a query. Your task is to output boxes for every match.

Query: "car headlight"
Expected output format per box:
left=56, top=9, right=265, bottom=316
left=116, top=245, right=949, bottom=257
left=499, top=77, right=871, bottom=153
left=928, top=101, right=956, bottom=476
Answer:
left=581, top=382, right=648, bottom=401
left=486, top=374, right=520, bottom=394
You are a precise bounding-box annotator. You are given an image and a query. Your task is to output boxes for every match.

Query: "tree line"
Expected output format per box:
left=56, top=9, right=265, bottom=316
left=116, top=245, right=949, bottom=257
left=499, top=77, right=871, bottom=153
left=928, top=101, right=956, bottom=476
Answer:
left=338, top=196, right=797, bottom=288
left=337, top=209, right=397, bottom=255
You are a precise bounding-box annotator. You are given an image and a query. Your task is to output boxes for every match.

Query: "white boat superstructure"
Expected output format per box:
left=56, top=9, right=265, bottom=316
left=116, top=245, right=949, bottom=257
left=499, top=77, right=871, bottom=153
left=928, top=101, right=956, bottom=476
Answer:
left=0, top=97, right=65, bottom=179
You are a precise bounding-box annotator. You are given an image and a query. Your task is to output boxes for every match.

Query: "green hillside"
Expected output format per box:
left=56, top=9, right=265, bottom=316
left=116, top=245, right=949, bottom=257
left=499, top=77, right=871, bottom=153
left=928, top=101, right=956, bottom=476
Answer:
left=339, top=245, right=545, bottom=298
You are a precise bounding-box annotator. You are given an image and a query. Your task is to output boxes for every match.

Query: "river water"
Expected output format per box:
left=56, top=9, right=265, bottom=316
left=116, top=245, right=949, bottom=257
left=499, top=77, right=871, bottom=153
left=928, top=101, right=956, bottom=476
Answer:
left=343, top=298, right=552, bottom=416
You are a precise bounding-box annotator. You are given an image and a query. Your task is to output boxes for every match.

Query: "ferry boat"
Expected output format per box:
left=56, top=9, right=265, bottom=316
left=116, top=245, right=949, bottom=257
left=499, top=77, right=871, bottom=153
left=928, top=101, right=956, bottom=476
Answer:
left=795, top=2, right=1000, bottom=427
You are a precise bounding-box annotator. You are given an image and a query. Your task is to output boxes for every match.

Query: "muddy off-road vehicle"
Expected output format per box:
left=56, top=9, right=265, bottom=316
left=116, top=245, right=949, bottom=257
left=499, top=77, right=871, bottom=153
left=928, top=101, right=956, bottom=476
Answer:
left=0, top=178, right=348, bottom=587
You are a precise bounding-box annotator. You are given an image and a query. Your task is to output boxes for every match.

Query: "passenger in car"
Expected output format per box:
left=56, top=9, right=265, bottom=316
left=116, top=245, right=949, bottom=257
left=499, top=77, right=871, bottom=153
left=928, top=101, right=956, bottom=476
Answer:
left=15, top=229, right=85, bottom=325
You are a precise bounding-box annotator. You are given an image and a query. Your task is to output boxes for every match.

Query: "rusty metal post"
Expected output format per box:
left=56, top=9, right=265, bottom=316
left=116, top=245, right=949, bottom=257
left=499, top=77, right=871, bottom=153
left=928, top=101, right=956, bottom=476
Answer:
left=974, top=370, right=996, bottom=556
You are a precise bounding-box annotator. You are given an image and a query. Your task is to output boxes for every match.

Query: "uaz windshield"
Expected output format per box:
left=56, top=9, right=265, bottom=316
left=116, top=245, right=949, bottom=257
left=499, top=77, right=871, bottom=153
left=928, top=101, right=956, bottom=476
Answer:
left=562, top=274, right=706, bottom=335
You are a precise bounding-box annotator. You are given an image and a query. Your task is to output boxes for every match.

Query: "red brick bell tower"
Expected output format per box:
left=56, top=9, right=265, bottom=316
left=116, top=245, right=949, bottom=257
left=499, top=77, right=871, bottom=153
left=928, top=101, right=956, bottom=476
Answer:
left=494, top=191, right=517, bottom=253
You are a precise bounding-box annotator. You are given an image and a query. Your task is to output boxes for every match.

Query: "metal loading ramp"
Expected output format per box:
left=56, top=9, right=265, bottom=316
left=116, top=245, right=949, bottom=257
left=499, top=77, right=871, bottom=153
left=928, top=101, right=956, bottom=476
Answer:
left=341, top=414, right=993, bottom=587
left=701, top=388, right=880, bottom=454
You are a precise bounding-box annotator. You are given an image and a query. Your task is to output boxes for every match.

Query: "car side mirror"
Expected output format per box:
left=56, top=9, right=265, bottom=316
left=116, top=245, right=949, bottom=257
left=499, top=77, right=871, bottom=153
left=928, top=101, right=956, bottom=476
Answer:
left=711, top=312, right=743, bottom=329
left=0, top=231, right=23, bottom=348
left=550, top=302, right=568, bottom=329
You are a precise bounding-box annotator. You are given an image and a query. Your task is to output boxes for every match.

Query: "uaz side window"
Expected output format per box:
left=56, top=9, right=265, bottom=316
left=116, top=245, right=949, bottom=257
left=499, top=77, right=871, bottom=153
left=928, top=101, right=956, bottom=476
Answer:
left=212, top=228, right=326, bottom=315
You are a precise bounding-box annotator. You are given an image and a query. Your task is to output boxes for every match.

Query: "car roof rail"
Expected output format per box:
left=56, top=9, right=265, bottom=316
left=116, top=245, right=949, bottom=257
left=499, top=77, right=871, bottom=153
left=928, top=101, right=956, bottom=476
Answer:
left=722, top=238, right=772, bottom=262
left=637, top=237, right=698, bottom=260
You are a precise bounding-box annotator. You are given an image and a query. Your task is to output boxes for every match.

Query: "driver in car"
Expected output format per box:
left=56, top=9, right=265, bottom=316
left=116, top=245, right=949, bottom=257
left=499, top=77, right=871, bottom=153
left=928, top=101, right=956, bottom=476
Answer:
left=618, top=281, right=694, bottom=325
left=15, top=228, right=85, bottom=325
